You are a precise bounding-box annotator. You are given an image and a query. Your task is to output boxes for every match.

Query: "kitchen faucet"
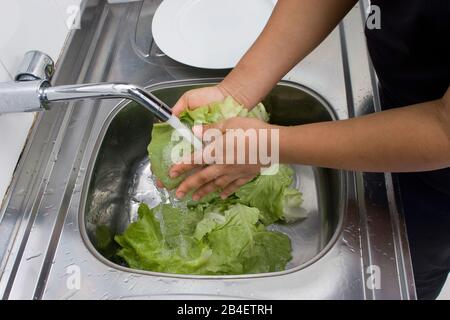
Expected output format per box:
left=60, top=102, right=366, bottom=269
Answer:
left=0, top=51, right=172, bottom=121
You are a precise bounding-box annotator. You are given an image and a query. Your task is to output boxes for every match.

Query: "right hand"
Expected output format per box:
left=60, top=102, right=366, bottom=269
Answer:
left=156, top=84, right=234, bottom=189
left=171, top=85, right=231, bottom=117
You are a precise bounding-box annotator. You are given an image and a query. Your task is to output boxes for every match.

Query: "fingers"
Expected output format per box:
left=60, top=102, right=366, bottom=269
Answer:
left=171, top=94, right=188, bottom=117
left=195, top=121, right=226, bottom=136
left=156, top=179, right=164, bottom=188
left=175, top=165, right=223, bottom=199
left=192, top=123, right=225, bottom=147
left=192, top=174, right=237, bottom=201
left=169, top=127, right=222, bottom=176
left=220, top=177, right=253, bottom=199
left=170, top=161, right=200, bottom=179
left=170, top=147, right=207, bottom=178
left=171, top=86, right=227, bottom=117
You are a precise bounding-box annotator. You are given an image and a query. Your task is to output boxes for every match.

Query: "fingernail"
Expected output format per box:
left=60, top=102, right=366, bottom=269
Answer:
left=176, top=192, right=185, bottom=199
left=170, top=170, right=178, bottom=178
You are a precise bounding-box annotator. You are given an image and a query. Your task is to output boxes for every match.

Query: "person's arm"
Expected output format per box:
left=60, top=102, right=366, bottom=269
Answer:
left=172, top=87, right=450, bottom=200
left=220, top=0, right=358, bottom=108
left=279, top=87, right=450, bottom=172
left=172, top=0, right=357, bottom=115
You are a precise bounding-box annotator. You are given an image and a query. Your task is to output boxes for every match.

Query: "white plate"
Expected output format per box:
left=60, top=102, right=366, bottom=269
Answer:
left=152, top=0, right=276, bottom=69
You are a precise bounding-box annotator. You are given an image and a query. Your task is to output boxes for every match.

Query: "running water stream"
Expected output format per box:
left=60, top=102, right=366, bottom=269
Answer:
left=166, top=115, right=203, bottom=151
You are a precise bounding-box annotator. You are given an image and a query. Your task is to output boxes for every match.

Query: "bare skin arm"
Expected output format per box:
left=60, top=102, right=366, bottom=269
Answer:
left=173, top=88, right=450, bottom=200
left=170, top=0, right=450, bottom=200
left=219, top=0, right=358, bottom=108
left=172, top=0, right=358, bottom=114
left=279, top=87, right=450, bottom=172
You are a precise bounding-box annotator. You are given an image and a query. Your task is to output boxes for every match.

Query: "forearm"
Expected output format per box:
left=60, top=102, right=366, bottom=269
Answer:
left=279, top=98, right=450, bottom=172
left=221, top=0, right=357, bottom=108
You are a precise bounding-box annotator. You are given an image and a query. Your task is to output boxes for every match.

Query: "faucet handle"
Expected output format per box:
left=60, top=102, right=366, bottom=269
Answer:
left=15, top=51, right=55, bottom=82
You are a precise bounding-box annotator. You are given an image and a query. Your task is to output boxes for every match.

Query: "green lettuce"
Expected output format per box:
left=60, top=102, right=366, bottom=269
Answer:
left=115, top=203, right=291, bottom=275
left=147, top=123, right=187, bottom=189
left=235, top=165, right=304, bottom=225
left=179, top=96, right=269, bottom=126
left=115, top=204, right=212, bottom=274
left=115, top=97, right=305, bottom=275
left=148, top=97, right=268, bottom=190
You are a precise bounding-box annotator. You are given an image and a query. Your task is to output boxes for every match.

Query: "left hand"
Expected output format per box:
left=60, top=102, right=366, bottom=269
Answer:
left=170, top=117, right=276, bottom=200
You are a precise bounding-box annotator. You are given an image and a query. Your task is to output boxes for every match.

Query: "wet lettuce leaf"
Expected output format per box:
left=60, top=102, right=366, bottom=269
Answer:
left=115, top=204, right=212, bottom=274
left=95, top=225, right=120, bottom=260
left=115, top=203, right=292, bottom=275
left=148, top=97, right=268, bottom=190
left=179, top=96, right=269, bottom=126
left=147, top=123, right=188, bottom=190
left=235, top=165, right=305, bottom=225
left=116, top=97, right=306, bottom=275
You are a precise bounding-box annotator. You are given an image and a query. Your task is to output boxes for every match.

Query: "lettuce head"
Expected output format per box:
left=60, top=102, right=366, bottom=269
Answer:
left=115, top=96, right=306, bottom=275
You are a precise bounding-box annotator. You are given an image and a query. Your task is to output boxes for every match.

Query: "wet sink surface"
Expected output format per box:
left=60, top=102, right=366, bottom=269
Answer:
left=0, top=0, right=414, bottom=299
left=82, top=81, right=344, bottom=275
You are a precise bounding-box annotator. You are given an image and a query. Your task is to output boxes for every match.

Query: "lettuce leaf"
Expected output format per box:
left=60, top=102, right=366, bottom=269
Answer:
left=115, top=204, right=212, bottom=274
left=235, top=165, right=304, bottom=225
left=115, top=97, right=305, bottom=275
left=115, top=203, right=291, bottom=275
left=148, top=96, right=268, bottom=192
left=148, top=123, right=187, bottom=190
left=282, top=187, right=308, bottom=223
left=179, top=96, right=269, bottom=126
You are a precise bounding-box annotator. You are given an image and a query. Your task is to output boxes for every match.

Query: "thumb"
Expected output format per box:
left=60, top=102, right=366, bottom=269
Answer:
left=172, top=94, right=188, bottom=117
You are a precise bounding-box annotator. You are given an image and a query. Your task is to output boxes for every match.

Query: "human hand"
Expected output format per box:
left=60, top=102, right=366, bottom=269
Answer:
left=170, top=117, right=279, bottom=200
left=156, top=83, right=245, bottom=189
left=171, top=85, right=233, bottom=117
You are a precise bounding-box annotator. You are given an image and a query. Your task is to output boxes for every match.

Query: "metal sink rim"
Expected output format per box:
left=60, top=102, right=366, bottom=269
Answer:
left=78, top=78, right=347, bottom=280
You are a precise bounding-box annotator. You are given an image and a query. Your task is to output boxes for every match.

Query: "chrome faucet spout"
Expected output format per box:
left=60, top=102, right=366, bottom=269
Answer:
left=41, top=83, right=172, bottom=121
left=0, top=50, right=172, bottom=121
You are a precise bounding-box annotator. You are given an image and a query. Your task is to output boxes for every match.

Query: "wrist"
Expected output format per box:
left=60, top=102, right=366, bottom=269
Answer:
left=277, top=125, right=295, bottom=164
left=217, top=80, right=252, bottom=109
left=219, top=68, right=263, bottom=109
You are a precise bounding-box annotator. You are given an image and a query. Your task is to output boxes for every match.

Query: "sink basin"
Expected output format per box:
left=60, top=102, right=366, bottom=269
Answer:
left=82, top=80, right=344, bottom=276
left=0, top=1, right=415, bottom=299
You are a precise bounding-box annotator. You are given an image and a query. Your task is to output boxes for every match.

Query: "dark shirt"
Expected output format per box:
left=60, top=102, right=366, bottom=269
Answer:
left=365, top=0, right=450, bottom=107
left=365, top=0, right=450, bottom=194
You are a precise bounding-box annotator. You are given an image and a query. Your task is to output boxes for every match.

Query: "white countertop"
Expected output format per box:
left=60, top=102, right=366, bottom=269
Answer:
left=0, top=0, right=82, bottom=207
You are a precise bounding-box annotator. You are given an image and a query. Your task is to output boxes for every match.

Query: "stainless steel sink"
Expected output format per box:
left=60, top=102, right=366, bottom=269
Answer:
left=0, top=0, right=416, bottom=299
left=83, top=81, right=344, bottom=275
